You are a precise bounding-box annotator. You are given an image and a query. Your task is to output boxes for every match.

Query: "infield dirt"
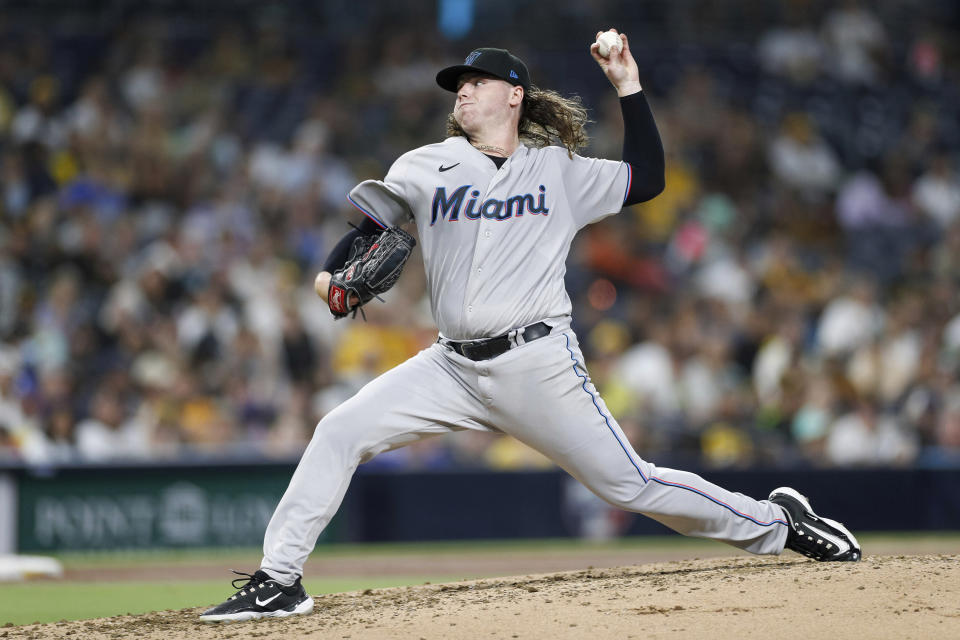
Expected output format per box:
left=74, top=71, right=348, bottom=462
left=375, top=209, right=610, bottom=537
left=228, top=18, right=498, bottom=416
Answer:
left=7, top=554, right=958, bottom=640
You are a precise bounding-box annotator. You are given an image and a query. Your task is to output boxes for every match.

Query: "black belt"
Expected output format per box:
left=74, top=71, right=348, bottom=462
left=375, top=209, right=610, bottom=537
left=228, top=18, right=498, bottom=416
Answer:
left=442, top=322, right=552, bottom=361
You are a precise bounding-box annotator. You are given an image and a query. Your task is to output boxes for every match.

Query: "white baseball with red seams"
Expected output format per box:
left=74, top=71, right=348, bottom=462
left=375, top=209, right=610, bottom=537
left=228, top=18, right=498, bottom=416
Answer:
left=258, top=131, right=790, bottom=586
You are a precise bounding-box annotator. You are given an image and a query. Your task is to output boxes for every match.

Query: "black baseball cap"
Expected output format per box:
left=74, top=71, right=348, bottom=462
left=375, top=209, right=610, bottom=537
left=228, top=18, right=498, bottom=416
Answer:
left=436, top=48, right=531, bottom=93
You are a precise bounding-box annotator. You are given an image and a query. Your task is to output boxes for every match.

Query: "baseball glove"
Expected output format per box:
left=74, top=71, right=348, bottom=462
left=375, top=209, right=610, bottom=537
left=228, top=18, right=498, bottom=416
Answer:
left=328, top=227, right=417, bottom=319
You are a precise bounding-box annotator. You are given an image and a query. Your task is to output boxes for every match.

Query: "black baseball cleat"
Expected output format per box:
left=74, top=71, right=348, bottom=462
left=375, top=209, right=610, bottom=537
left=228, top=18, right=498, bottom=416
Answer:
left=199, top=570, right=314, bottom=622
left=769, top=487, right=861, bottom=562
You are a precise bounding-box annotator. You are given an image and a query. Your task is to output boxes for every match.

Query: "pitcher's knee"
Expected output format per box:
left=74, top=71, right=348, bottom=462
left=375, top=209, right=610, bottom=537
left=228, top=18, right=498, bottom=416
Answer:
left=591, top=481, right=647, bottom=511
left=309, top=416, right=368, bottom=460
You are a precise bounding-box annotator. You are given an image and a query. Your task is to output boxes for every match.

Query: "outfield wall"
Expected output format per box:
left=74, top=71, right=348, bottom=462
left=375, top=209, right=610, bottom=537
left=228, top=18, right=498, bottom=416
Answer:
left=2, top=463, right=958, bottom=551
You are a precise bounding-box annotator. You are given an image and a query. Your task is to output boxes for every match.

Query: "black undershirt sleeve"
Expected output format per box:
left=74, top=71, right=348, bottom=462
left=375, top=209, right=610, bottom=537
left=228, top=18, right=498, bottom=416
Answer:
left=321, top=216, right=384, bottom=273
left=620, top=91, right=665, bottom=205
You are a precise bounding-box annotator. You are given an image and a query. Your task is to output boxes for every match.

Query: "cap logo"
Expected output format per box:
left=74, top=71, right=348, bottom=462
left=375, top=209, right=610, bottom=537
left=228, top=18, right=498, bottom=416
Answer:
left=464, top=50, right=482, bottom=65
left=509, top=70, right=519, bottom=79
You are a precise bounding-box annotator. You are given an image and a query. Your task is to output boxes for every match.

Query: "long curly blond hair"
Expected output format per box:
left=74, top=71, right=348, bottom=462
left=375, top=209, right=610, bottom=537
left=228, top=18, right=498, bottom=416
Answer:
left=446, top=86, right=590, bottom=157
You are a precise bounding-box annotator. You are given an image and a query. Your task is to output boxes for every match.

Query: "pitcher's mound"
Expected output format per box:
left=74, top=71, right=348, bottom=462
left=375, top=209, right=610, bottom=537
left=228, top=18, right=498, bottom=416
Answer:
left=13, top=554, right=960, bottom=640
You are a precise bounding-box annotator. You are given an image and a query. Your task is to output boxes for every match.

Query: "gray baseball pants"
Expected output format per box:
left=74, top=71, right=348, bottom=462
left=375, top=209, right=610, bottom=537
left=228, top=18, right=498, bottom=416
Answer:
left=261, top=323, right=788, bottom=584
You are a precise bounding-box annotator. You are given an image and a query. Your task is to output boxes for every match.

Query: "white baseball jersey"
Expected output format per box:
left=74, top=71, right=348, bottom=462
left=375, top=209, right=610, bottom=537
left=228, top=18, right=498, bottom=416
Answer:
left=347, top=136, right=631, bottom=339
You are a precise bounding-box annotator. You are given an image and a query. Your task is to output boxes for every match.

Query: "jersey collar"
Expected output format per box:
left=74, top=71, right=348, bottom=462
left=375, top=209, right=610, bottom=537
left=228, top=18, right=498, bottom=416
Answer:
left=448, top=135, right=526, bottom=161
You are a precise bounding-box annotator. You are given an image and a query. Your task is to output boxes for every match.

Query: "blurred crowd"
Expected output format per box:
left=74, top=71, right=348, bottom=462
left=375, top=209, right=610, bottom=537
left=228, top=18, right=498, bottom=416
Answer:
left=1, top=0, right=960, bottom=470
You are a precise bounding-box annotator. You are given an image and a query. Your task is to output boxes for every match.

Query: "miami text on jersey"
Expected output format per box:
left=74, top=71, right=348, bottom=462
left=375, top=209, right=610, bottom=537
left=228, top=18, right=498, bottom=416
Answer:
left=431, top=185, right=549, bottom=225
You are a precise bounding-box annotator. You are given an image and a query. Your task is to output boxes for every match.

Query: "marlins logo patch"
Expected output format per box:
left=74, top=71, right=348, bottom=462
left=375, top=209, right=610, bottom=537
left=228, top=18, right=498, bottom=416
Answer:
left=464, top=50, right=482, bottom=65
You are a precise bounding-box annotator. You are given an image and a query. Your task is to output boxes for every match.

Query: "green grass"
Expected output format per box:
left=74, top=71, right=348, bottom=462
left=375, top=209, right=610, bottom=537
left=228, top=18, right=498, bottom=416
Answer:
left=46, top=534, right=743, bottom=570
left=0, top=576, right=456, bottom=626
left=2, top=533, right=957, bottom=626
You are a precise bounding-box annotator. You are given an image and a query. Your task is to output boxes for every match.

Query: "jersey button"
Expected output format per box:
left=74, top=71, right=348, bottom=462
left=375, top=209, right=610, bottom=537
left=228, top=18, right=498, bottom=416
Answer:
left=484, top=230, right=491, bottom=238
left=468, top=306, right=473, bottom=313
left=477, top=267, right=482, bottom=273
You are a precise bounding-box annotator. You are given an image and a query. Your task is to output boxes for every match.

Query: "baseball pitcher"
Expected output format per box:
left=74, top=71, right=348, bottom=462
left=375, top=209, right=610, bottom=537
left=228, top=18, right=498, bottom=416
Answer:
left=200, top=29, right=860, bottom=622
